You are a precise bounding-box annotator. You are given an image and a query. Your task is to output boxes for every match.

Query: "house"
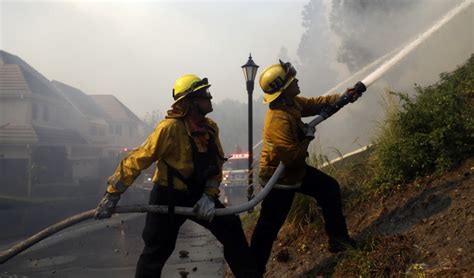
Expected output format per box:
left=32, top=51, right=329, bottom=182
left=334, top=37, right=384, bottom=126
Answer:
left=52, top=80, right=110, bottom=183
left=90, top=94, right=147, bottom=157
left=0, top=50, right=86, bottom=198
left=0, top=50, right=147, bottom=199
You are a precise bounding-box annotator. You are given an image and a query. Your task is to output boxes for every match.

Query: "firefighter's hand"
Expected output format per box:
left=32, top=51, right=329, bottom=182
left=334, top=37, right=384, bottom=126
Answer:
left=346, top=81, right=366, bottom=103
left=94, top=192, right=120, bottom=219
left=193, top=193, right=216, bottom=222
left=345, top=87, right=361, bottom=103
left=302, top=123, right=316, bottom=141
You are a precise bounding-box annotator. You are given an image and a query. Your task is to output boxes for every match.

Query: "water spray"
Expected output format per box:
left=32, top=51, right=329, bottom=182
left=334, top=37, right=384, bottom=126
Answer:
left=1, top=0, right=471, bottom=264
left=361, top=0, right=472, bottom=87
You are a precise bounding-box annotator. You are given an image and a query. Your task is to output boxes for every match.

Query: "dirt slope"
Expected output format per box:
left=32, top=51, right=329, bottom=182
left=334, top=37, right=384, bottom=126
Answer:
left=241, top=158, right=473, bottom=277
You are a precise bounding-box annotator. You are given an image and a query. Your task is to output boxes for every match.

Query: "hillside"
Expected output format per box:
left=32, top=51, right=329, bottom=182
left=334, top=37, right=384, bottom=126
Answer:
left=227, top=54, right=473, bottom=277
left=260, top=158, right=473, bottom=277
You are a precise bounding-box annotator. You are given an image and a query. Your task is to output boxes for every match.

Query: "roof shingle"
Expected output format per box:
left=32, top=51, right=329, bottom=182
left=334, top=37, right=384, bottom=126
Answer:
left=90, top=95, right=142, bottom=123
left=52, top=80, right=106, bottom=118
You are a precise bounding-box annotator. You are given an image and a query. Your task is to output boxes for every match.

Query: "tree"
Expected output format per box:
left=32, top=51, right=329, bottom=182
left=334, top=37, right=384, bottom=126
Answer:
left=142, top=109, right=163, bottom=133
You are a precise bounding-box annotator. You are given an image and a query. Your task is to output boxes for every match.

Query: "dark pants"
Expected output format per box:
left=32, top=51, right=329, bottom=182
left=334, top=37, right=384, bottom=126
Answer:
left=135, top=186, right=260, bottom=278
left=250, top=165, right=350, bottom=274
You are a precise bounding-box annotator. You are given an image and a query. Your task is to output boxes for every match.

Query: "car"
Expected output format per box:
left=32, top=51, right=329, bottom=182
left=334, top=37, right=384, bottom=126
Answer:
left=221, top=153, right=251, bottom=205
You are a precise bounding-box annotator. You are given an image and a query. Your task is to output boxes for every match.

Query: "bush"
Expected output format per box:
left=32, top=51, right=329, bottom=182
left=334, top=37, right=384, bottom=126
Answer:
left=371, top=54, right=474, bottom=190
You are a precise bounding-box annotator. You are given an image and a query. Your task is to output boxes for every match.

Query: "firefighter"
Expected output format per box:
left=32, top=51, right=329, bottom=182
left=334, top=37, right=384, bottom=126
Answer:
left=250, top=60, right=360, bottom=275
left=94, top=74, right=261, bottom=278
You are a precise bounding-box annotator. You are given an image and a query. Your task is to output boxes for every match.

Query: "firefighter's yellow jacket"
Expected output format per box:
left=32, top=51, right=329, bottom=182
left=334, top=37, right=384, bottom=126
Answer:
left=259, top=95, right=340, bottom=185
left=106, top=117, right=225, bottom=198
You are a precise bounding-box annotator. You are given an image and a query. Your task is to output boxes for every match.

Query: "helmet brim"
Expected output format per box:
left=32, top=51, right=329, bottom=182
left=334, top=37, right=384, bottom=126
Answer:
left=172, top=84, right=211, bottom=105
left=263, top=91, right=282, bottom=104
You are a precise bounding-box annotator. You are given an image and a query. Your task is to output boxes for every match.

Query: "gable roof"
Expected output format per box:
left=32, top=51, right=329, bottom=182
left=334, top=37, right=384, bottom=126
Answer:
left=90, top=95, right=143, bottom=123
left=0, top=125, right=87, bottom=145
left=52, top=80, right=107, bottom=119
left=0, top=50, right=63, bottom=98
left=33, top=125, right=87, bottom=145
left=0, top=64, right=31, bottom=97
left=0, top=125, right=37, bottom=145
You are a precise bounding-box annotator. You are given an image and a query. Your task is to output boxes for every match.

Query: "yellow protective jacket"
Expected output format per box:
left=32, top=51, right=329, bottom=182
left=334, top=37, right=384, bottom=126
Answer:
left=259, top=94, right=340, bottom=185
left=106, top=117, right=225, bottom=198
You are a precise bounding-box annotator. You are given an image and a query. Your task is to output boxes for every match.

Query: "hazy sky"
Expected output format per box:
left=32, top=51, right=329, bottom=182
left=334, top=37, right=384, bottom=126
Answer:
left=1, top=0, right=306, bottom=117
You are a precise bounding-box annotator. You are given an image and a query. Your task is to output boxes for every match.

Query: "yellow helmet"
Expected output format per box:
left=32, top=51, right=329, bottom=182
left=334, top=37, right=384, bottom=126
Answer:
left=172, top=74, right=211, bottom=103
left=259, top=60, right=297, bottom=104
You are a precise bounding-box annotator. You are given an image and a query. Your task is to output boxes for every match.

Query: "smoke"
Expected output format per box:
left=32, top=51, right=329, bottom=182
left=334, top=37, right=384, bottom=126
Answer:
left=293, top=0, right=473, bottom=159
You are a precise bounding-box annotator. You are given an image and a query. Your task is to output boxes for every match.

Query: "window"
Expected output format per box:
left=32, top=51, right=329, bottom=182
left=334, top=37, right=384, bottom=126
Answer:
left=43, top=105, right=49, bottom=121
left=32, top=103, right=38, bottom=120
left=89, top=125, right=97, bottom=136
left=115, top=125, right=122, bottom=135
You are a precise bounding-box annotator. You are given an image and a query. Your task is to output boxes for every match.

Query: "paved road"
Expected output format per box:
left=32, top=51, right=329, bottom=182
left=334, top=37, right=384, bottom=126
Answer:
left=0, top=214, right=224, bottom=278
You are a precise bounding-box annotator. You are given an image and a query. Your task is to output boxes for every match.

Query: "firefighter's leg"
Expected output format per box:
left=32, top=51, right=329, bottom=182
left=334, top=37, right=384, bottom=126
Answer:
left=194, top=200, right=262, bottom=278
left=298, top=165, right=354, bottom=251
left=135, top=186, right=187, bottom=278
left=250, top=188, right=295, bottom=275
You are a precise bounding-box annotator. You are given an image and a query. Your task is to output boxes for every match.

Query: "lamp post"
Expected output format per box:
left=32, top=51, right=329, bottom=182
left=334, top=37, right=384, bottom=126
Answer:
left=241, top=54, right=259, bottom=205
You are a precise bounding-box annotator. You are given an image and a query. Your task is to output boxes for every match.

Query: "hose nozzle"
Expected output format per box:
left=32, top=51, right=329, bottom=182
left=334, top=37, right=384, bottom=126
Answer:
left=353, top=81, right=367, bottom=95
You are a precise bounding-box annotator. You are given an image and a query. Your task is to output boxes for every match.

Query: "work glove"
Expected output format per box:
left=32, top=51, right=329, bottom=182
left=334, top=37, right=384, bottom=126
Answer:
left=94, top=192, right=121, bottom=219
left=193, top=193, right=216, bottom=222
left=345, top=87, right=361, bottom=103
left=345, top=81, right=367, bottom=103
left=302, top=123, right=316, bottom=141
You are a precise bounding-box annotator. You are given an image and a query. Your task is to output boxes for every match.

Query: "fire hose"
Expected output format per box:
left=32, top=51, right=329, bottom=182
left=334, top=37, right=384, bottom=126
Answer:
left=0, top=82, right=365, bottom=265
left=0, top=0, right=470, bottom=264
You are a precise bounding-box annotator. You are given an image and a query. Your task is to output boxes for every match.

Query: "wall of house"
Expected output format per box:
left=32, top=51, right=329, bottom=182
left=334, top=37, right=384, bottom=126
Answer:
left=71, top=158, right=100, bottom=180
left=0, top=145, right=30, bottom=197
left=0, top=158, right=28, bottom=197
left=84, top=119, right=109, bottom=145
left=31, top=146, right=72, bottom=184
left=107, top=121, right=146, bottom=149
left=0, top=145, right=29, bottom=159
left=0, top=97, right=31, bottom=126
left=31, top=96, right=79, bottom=129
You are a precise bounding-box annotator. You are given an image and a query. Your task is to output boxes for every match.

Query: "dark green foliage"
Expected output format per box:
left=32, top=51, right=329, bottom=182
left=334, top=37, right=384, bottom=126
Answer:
left=371, top=54, right=474, bottom=189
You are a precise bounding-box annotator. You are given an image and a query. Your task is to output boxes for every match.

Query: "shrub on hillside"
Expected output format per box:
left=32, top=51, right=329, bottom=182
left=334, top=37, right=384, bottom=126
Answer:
left=371, top=54, right=474, bottom=190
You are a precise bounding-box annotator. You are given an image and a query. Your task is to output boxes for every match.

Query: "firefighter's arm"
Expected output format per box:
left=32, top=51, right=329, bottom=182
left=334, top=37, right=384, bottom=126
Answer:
left=270, top=113, right=309, bottom=167
left=106, top=123, right=170, bottom=194
left=296, top=95, right=340, bottom=117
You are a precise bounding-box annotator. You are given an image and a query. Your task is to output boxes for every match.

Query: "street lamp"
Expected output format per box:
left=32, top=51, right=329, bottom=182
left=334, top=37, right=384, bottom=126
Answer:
left=241, top=54, right=259, bottom=205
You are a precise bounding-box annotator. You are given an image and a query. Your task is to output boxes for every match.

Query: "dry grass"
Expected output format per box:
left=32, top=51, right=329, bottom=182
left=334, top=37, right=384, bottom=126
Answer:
left=332, top=235, right=418, bottom=277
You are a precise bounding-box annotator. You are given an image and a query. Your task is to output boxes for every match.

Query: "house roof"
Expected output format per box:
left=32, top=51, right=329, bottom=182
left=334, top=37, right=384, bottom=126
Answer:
left=33, top=125, right=87, bottom=145
left=0, top=64, right=32, bottom=96
left=0, top=125, right=37, bottom=145
left=0, top=125, right=87, bottom=145
left=90, top=95, right=143, bottom=123
left=52, top=80, right=107, bottom=119
left=0, top=50, right=63, bottom=98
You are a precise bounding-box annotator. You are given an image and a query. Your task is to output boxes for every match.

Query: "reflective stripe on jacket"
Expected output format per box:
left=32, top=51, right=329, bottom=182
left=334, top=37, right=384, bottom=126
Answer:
left=106, top=117, right=225, bottom=198
left=259, top=94, right=340, bottom=185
